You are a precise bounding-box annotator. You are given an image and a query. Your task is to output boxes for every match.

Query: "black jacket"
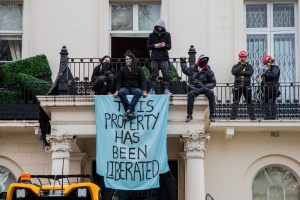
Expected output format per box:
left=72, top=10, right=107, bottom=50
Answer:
left=180, top=61, right=216, bottom=91
left=146, top=30, right=171, bottom=61
left=116, top=66, right=147, bottom=91
left=231, top=62, right=254, bottom=85
left=91, top=63, right=115, bottom=82
left=262, top=65, right=280, bottom=84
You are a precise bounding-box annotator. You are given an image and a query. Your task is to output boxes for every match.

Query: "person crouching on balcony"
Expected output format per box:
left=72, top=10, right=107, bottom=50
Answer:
left=91, top=55, right=116, bottom=95
left=180, top=54, right=216, bottom=122
left=230, top=50, right=255, bottom=120
left=113, top=51, right=148, bottom=122
left=261, top=55, right=280, bottom=120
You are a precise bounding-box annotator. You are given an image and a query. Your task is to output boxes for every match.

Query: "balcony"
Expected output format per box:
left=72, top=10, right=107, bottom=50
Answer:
left=0, top=84, right=40, bottom=120
left=3, top=46, right=300, bottom=124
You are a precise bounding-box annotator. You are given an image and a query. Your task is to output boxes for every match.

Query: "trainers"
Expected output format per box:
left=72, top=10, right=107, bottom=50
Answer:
left=186, top=114, right=193, bottom=122
left=164, top=89, right=172, bottom=95
left=123, top=112, right=129, bottom=122
left=127, top=111, right=136, bottom=120
left=149, top=89, right=156, bottom=95
left=250, top=116, right=256, bottom=120
left=209, top=115, right=215, bottom=122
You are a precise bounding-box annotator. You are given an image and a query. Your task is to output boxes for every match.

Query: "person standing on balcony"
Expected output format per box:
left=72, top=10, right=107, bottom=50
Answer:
left=261, top=55, right=280, bottom=120
left=180, top=54, right=216, bottom=122
left=91, top=55, right=116, bottom=95
left=230, top=50, right=255, bottom=120
left=113, top=51, right=148, bottom=122
left=146, top=19, right=172, bottom=95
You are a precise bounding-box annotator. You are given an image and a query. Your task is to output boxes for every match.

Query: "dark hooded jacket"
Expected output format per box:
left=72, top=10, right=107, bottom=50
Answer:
left=231, top=62, right=254, bottom=85
left=146, top=20, right=171, bottom=61
left=91, top=56, right=115, bottom=82
left=262, top=65, right=280, bottom=84
left=116, top=53, right=147, bottom=91
left=180, top=60, right=216, bottom=91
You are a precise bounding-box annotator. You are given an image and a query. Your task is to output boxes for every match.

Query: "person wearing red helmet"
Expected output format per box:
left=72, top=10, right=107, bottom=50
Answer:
left=261, top=55, right=280, bottom=119
left=180, top=54, right=216, bottom=122
left=230, top=50, right=255, bottom=120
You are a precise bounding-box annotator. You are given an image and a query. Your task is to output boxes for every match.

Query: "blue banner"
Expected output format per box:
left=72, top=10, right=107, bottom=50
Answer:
left=95, top=95, right=170, bottom=190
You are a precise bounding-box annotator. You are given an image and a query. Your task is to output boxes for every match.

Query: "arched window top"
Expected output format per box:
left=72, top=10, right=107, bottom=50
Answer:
left=0, top=165, right=17, bottom=192
left=252, top=166, right=300, bottom=200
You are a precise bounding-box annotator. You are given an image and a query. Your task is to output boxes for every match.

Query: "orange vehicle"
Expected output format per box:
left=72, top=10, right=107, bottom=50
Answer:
left=3, top=172, right=100, bottom=200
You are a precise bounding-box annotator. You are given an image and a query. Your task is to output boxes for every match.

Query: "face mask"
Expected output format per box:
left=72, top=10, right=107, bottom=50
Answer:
left=126, top=60, right=132, bottom=67
left=199, top=60, right=207, bottom=67
left=102, top=62, right=110, bottom=71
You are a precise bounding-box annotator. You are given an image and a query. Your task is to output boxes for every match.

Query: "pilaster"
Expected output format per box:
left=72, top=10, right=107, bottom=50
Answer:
left=180, top=131, right=210, bottom=200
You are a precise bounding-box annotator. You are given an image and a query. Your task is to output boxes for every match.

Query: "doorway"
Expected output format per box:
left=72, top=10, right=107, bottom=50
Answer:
left=92, top=160, right=178, bottom=200
left=111, top=37, right=149, bottom=58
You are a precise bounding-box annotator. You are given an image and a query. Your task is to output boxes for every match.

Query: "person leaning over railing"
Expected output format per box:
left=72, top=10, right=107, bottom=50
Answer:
left=91, top=55, right=116, bottom=95
left=180, top=54, right=216, bottom=122
left=113, top=51, right=148, bottom=122
left=261, top=55, right=280, bottom=120
left=230, top=50, right=255, bottom=120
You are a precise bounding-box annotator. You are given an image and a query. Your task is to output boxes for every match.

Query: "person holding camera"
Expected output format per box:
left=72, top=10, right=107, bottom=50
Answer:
left=261, top=55, right=280, bottom=119
left=146, top=19, right=172, bottom=94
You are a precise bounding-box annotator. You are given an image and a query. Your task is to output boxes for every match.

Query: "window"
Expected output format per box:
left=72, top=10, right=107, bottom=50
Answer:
left=0, top=3, right=22, bottom=63
left=111, top=4, right=161, bottom=31
left=0, top=166, right=16, bottom=192
left=252, top=166, right=300, bottom=200
left=110, top=3, right=161, bottom=58
left=245, top=3, right=296, bottom=83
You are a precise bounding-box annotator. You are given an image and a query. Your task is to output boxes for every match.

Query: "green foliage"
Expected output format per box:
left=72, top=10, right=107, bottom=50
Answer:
left=0, top=54, right=52, bottom=84
left=141, top=66, right=150, bottom=81
left=168, top=65, right=181, bottom=82
left=18, top=73, right=52, bottom=96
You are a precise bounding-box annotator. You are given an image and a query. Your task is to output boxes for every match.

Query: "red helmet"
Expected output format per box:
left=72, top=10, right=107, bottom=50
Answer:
left=262, top=55, right=272, bottom=64
left=238, top=50, right=247, bottom=57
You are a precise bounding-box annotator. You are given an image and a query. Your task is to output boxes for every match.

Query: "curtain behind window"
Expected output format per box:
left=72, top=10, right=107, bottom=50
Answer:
left=0, top=4, right=22, bottom=61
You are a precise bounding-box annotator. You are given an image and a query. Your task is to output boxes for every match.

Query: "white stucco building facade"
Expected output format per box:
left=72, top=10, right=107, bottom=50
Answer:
left=1, top=0, right=300, bottom=200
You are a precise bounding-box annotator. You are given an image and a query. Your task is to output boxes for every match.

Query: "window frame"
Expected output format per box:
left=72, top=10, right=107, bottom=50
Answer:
left=251, top=165, right=300, bottom=200
left=110, top=2, right=161, bottom=37
left=244, top=1, right=298, bottom=82
left=0, top=1, right=23, bottom=62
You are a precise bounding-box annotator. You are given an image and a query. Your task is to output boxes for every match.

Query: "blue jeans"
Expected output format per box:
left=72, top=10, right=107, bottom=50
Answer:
left=118, top=87, right=142, bottom=112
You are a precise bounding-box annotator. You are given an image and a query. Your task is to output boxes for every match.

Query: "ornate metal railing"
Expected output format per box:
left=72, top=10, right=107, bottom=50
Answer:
left=51, top=46, right=300, bottom=121
left=67, top=57, right=189, bottom=95
left=214, top=83, right=300, bottom=119
left=0, top=84, right=41, bottom=120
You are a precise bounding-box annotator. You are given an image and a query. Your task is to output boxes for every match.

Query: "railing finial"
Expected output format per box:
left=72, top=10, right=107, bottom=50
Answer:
left=188, top=45, right=196, bottom=66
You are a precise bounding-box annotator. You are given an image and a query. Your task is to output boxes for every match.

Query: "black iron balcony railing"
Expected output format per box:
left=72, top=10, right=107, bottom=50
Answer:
left=65, top=57, right=300, bottom=120
left=46, top=46, right=300, bottom=121
left=214, top=83, right=300, bottom=120
left=0, top=84, right=41, bottom=120
left=67, top=57, right=189, bottom=95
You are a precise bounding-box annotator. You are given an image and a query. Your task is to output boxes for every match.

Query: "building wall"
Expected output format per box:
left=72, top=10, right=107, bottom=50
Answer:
left=0, top=128, right=52, bottom=178
left=21, top=0, right=300, bottom=83
left=205, top=131, right=300, bottom=200
left=21, top=0, right=241, bottom=83
left=22, top=0, right=100, bottom=80
left=3, top=0, right=300, bottom=198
